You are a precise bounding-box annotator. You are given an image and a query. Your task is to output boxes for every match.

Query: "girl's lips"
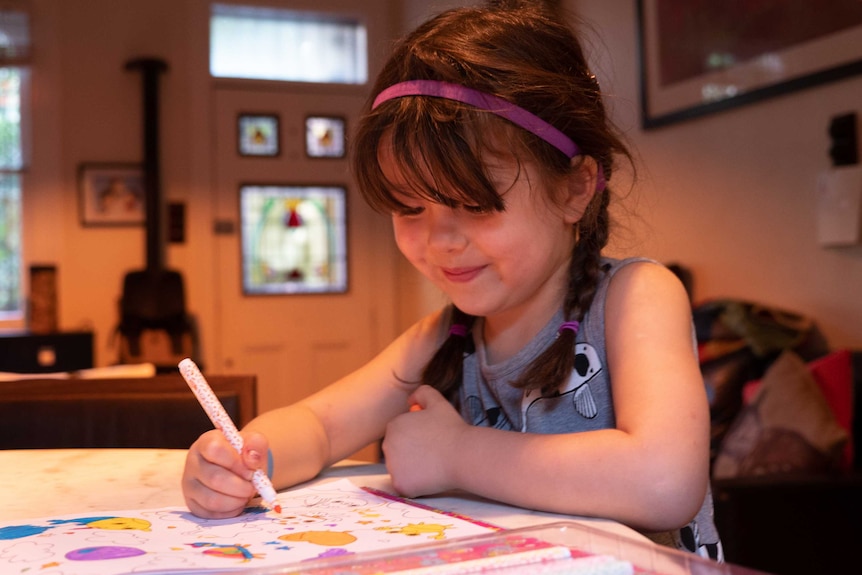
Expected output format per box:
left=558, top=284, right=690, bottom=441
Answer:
left=441, top=266, right=485, bottom=283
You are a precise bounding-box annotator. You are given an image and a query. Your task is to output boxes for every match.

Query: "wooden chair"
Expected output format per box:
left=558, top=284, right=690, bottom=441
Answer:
left=0, top=374, right=256, bottom=449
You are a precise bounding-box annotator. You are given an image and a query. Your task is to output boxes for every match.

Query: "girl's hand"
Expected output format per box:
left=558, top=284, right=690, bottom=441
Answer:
left=182, top=429, right=271, bottom=518
left=382, top=385, right=467, bottom=497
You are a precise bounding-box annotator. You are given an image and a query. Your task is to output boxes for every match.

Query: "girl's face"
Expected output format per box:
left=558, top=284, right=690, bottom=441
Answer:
left=379, top=141, right=582, bottom=328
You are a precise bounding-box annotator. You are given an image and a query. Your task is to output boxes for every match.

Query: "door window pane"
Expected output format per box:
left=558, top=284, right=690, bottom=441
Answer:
left=210, top=4, right=367, bottom=84
left=240, top=185, right=348, bottom=295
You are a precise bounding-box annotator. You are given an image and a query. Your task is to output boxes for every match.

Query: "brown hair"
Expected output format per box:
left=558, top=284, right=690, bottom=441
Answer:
left=352, top=0, right=632, bottom=399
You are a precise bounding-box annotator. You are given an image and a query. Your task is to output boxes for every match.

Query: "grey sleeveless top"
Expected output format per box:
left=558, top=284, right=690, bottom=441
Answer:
left=453, top=257, right=723, bottom=561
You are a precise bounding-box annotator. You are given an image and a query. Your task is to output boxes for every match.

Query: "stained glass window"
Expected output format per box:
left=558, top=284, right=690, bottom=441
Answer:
left=305, top=116, right=345, bottom=158
left=238, top=114, right=280, bottom=157
left=240, top=185, right=347, bottom=295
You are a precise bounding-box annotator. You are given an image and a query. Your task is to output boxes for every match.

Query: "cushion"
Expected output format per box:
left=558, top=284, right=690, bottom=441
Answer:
left=742, top=349, right=854, bottom=470
left=809, top=349, right=854, bottom=468
left=713, top=350, right=848, bottom=479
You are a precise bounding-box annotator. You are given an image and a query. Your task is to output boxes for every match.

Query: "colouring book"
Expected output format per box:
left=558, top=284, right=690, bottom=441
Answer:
left=0, top=478, right=500, bottom=575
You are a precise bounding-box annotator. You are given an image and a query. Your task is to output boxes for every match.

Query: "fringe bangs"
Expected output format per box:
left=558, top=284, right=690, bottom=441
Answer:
left=356, top=100, right=538, bottom=214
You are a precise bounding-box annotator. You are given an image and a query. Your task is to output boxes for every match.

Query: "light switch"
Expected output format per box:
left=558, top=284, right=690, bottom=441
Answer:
left=817, top=166, right=862, bottom=246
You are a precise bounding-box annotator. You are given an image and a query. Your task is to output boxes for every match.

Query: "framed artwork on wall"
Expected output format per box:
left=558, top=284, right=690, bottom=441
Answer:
left=305, top=115, right=346, bottom=158
left=78, top=163, right=145, bottom=226
left=239, top=184, right=348, bottom=295
left=637, top=0, right=862, bottom=129
left=238, top=113, right=280, bottom=157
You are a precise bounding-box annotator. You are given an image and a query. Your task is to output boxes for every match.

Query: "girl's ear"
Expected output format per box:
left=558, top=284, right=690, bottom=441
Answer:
left=562, top=155, right=600, bottom=225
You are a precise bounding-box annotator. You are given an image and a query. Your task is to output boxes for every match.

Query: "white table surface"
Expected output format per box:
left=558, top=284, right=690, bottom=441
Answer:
left=0, top=448, right=647, bottom=543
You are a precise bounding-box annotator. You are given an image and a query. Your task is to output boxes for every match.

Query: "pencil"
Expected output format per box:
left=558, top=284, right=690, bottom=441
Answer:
left=178, top=358, right=281, bottom=513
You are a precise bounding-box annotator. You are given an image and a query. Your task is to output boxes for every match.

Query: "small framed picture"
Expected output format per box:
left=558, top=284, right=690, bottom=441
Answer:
left=78, top=163, right=145, bottom=226
left=238, top=113, right=280, bottom=157
left=305, top=115, right=346, bottom=158
left=240, top=184, right=348, bottom=295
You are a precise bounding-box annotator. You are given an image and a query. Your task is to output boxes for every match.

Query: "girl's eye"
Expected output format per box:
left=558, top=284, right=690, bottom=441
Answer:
left=394, top=205, right=424, bottom=217
left=462, top=204, right=490, bottom=215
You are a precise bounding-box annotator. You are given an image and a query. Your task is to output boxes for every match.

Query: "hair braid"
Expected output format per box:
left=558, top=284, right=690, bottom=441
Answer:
left=511, top=187, right=611, bottom=395
left=421, top=307, right=476, bottom=401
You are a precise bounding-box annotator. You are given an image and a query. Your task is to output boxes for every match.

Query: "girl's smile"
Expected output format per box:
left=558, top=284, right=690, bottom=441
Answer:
left=441, top=265, right=486, bottom=283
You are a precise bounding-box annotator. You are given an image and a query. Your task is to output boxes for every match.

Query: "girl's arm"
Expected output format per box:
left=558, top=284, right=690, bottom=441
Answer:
left=384, top=262, right=710, bottom=532
left=182, top=309, right=446, bottom=518
left=258, top=308, right=445, bottom=487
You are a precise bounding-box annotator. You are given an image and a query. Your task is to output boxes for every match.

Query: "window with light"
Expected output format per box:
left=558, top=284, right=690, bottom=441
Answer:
left=210, top=3, right=367, bottom=84
left=0, top=8, right=28, bottom=321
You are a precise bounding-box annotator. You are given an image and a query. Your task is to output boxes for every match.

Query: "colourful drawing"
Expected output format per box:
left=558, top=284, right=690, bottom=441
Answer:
left=65, top=546, right=147, bottom=561
left=0, top=479, right=497, bottom=574
left=0, top=516, right=151, bottom=542
left=0, top=524, right=52, bottom=540
left=279, top=530, right=357, bottom=546
left=187, top=541, right=263, bottom=562
left=51, top=516, right=152, bottom=531
left=375, top=522, right=454, bottom=540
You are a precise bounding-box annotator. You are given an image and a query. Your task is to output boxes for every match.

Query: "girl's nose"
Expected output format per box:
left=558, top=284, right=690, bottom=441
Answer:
left=425, top=206, right=467, bottom=252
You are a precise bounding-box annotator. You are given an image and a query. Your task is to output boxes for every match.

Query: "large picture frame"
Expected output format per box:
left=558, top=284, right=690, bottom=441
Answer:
left=78, top=163, right=145, bottom=226
left=637, top=0, right=862, bottom=129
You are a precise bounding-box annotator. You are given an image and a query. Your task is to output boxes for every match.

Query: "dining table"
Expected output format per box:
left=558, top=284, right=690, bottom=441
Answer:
left=0, top=448, right=760, bottom=574
left=0, top=448, right=642, bottom=533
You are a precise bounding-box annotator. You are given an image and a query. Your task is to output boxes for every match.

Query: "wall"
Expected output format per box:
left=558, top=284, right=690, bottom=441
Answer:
left=22, top=0, right=862, bottom=372
left=573, top=0, right=862, bottom=348
left=394, top=0, right=862, bottom=348
left=25, top=0, right=197, bottom=366
left=22, top=0, right=398, bottom=368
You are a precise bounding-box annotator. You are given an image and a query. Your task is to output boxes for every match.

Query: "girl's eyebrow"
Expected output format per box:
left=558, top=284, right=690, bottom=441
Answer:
left=386, top=185, right=430, bottom=209
left=387, top=183, right=421, bottom=199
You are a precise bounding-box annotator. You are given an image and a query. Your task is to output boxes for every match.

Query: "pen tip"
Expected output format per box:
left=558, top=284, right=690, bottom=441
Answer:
left=274, top=504, right=282, bottom=514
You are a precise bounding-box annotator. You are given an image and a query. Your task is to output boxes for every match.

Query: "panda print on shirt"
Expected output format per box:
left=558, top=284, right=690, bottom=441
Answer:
left=519, top=343, right=604, bottom=431
left=460, top=341, right=607, bottom=434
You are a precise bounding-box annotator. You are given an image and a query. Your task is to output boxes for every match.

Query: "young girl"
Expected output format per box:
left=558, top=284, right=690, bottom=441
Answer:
left=183, top=0, right=722, bottom=560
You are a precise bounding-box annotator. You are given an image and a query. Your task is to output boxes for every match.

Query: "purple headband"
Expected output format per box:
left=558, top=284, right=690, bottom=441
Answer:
left=372, top=80, right=580, bottom=159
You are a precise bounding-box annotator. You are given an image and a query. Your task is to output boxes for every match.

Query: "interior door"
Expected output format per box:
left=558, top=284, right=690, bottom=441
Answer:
left=211, top=84, right=398, bottom=461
